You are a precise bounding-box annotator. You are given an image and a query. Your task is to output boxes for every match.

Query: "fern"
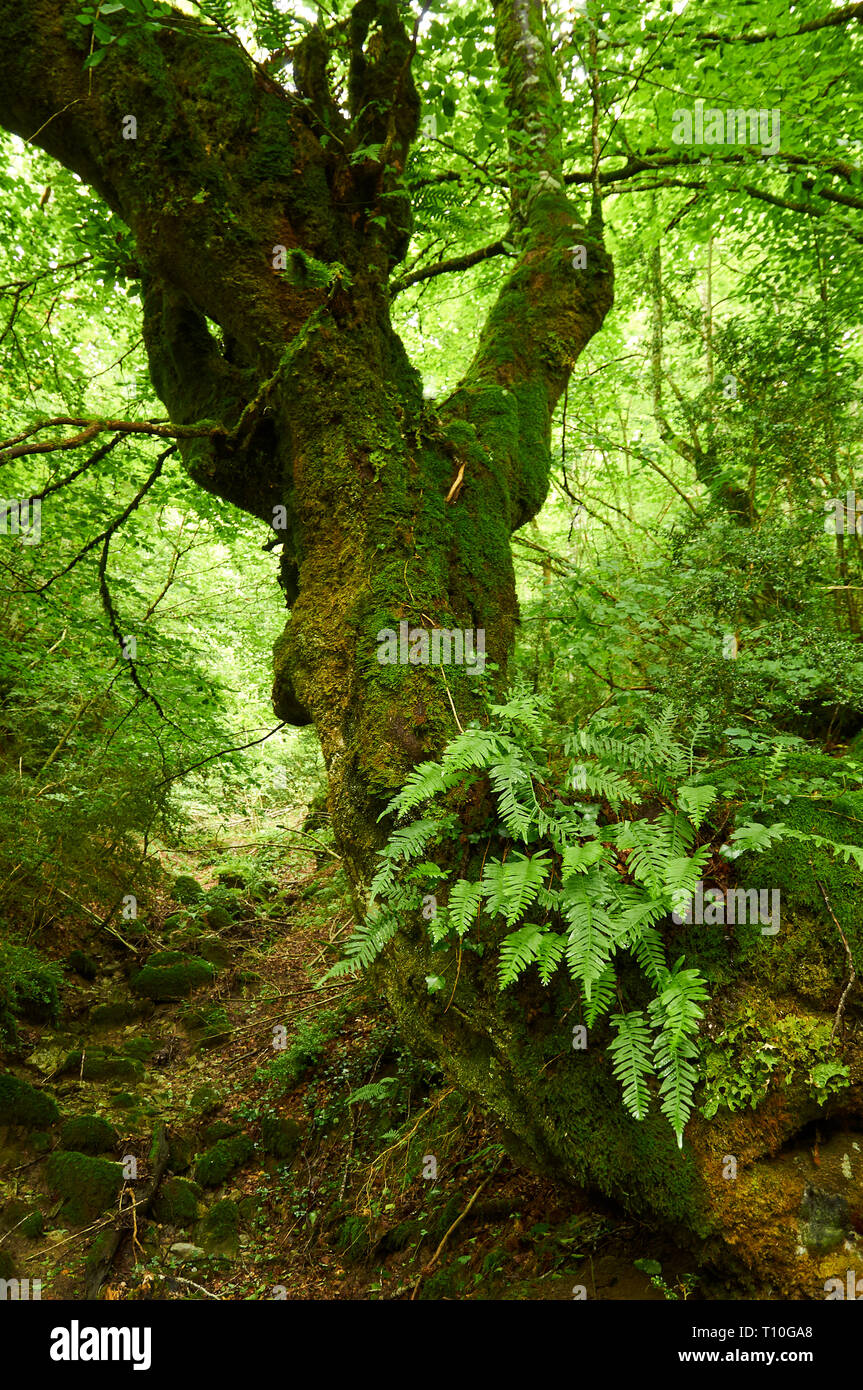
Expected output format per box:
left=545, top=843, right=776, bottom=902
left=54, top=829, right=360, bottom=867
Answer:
left=609, top=1011, right=653, bottom=1121
left=482, top=851, right=549, bottom=926
left=446, top=878, right=483, bottom=936
left=647, top=965, right=709, bottom=1146
left=326, top=691, right=721, bottom=1146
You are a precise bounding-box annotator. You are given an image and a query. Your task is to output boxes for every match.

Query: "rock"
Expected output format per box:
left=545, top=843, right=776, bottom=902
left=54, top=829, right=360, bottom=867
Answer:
left=0, top=1073, right=59, bottom=1128
left=169, top=1242, right=205, bottom=1262
left=152, top=1177, right=202, bottom=1225
left=195, top=1134, right=253, bottom=1188
left=173, top=875, right=203, bottom=905
left=20, top=1210, right=43, bottom=1239
left=167, top=1132, right=194, bottom=1172
left=122, top=1036, right=157, bottom=1062
left=61, top=1048, right=144, bottom=1083
left=145, top=950, right=187, bottom=967
left=25, top=1041, right=69, bottom=1076
left=45, top=1151, right=124, bottom=1224
left=59, top=1115, right=117, bottom=1155
left=203, top=1120, right=239, bottom=1146
left=66, top=950, right=98, bottom=981
left=1, top=1201, right=44, bottom=1241
left=197, top=1199, right=240, bottom=1257
left=188, top=1083, right=220, bottom=1117
left=800, top=1185, right=850, bottom=1253
left=260, top=1114, right=303, bottom=1161
left=109, top=1090, right=138, bottom=1110
left=90, top=1001, right=153, bottom=1026
left=195, top=935, right=232, bottom=969
left=131, top=958, right=215, bottom=1002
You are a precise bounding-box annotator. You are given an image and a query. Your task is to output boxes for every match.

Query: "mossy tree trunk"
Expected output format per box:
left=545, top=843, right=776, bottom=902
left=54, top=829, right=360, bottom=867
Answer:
left=0, top=0, right=613, bottom=1181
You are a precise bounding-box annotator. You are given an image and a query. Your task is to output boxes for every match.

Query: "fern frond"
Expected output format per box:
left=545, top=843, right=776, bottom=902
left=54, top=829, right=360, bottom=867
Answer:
left=498, top=923, right=562, bottom=989
left=446, top=878, right=483, bottom=936
left=609, top=1010, right=654, bottom=1121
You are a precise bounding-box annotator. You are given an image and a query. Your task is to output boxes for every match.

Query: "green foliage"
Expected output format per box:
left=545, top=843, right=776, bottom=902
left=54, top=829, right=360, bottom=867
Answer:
left=700, top=1004, right=852, bottom=1118
left=0, top=942, right=63, bottom=1034
left=258, top=1020, right=331, bottom=1096
left=332, top=695, right=718, bottom=1144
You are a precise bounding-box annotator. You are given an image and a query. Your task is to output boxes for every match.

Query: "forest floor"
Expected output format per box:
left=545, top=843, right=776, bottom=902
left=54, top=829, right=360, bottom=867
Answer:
left=0, top=812, right=741, bottom=1301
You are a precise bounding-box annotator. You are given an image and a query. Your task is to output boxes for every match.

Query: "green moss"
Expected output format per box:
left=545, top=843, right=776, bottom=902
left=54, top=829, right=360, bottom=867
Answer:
left=145, top=950, right=187, bottom=967
left=152, top=1176, right=202, bottom=1225
left=90, top=1001, right=151, bottom=1026
left=203, top=906, right=233, bottom=934
left=131, top=957, right=215, bottom=1001
left=188, top=1083, right=221, bottom=1117
left=260, top=1114, right=303, bottom=1161
left=699, top=996, right=851, bottom=1119
left=195, top=935, right=232, bottom=969
left=195, top=1134, right=254, bottom=1188
left=61, top=1048, right=144, bottom=1082
left=197, top=1198, right=240, bottom=1256
left=109, top=1090, right=138, bottom=1110
left=59, top=1115, right=118, bottom=1154
left=173, top=874, right=203, bottom=904
left=66, top=950, right=99, bottom=980
left=0, top=1073, right=59, bottom=1128
left=19, top=1210, right=43, bottom=1239
left=45, top=1151, right=124, bottom=1225
left=203, top=1119, right=239, bottom=1145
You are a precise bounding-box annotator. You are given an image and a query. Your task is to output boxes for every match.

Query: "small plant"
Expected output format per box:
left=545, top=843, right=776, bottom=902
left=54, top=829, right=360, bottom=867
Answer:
left=634, top=1258, right=698, bottom=1300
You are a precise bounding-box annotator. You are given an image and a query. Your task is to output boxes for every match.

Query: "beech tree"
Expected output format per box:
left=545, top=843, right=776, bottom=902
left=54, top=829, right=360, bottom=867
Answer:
left=2, top=0, right=863, bottom=1278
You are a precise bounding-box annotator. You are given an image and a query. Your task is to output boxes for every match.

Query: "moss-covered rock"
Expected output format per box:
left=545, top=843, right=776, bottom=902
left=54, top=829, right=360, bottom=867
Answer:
left=173, top=875, right=204, bottom=904
left=66, top=950, right=99, bottom=980
left=0, top=1073, right=59, bottom=1128
left=59, top=1114, right=118, bottom=1154
left=61, top=1048, right=144, bottom=1082
left=195, top=935, right=232, bottom=969
left=197, top=1198, right=240, bottom=1256
left=0, top=1250, right=15, bottom=1280
left=131, top=957, right=215, bottom=1001
left=195, top=1134, right=253, bottom=1187
left=45, top=1151, right=124, bottom=1224
left=188, top=1083, right=221, bottom=1117
left=203, top=1119, right=239, bottom=1146
left=167, top=1131, right=194, bottom=1172
left=260, top=1114, right=303, bottom=1161
left=152, top=1176, right=202, bottom=1225
left=90, top=1000, right=153, bottom=1026
left=122, top=1036, right=158, bottom=1062
left=109, top=1090, right=138, bottom=1110
left=20, top=1209, right=43, bottom=1240
left=1, top=1200, right=44, bottom=1241
left=145, top=950, right=188, bottom=968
